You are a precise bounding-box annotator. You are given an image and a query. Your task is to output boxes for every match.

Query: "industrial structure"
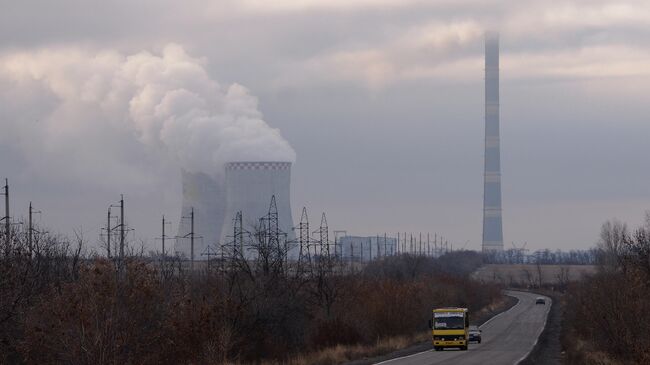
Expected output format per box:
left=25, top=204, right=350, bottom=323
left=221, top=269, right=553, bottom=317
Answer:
left=482, top=32, right=504, bottom=252
left=174, top=36, right=503, bottom=260
left=339, top=235, right=397, bottom=262
left=175, top=170, right=225, bottom=260
left=219, top=161, right=295, bottom=258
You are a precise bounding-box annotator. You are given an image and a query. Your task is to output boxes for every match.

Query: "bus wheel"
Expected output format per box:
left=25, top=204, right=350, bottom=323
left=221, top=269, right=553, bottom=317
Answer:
left=461, top=345, right=468, bottom=351
left=434, top=346, right=441, bottom=351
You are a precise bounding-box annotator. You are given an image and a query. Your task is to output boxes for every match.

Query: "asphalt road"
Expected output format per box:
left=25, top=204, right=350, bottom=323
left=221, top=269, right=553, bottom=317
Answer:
left=375, top=291, right=551, bottom=365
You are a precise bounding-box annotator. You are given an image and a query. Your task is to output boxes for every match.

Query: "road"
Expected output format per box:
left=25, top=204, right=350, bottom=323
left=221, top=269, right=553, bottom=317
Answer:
left=376, top=291, right=551, bottom=365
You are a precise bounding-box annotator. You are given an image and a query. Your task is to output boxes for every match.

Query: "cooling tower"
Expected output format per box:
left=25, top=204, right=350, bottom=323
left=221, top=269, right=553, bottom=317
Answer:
left=219, top=161, right=295, bottom=253
left=482, top=32, right=504, bottom=252
left=175, top=170, right=225, bottom=260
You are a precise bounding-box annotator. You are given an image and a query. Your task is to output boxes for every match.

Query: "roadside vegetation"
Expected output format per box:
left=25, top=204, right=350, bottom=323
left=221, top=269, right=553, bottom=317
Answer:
left=0, top=223, right=502, bottom=364
left=562, top=213, right=650, bottom=365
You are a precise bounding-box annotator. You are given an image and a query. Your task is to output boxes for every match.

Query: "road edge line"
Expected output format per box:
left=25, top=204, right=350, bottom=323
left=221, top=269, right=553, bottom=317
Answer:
left=373, top=348, right=433, bottom=365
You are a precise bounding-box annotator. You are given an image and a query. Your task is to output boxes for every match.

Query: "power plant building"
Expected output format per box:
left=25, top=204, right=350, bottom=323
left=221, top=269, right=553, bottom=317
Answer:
left=219, top=161, right=295, bottom=254
left=175, top=170, right=225, bottom=260
left=482, top=32, right=504, bottom=252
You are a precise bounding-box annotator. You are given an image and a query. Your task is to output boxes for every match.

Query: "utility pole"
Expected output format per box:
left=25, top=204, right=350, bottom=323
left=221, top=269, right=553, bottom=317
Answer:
left=176, top=207, right=201, bottom=272
left=107, top=208, right=111, bottom=258
left=28, top=202, right=32, bottom=253
left=108, top=196, right=130, bottom=266
left=161, top=215, right=172, bottom=257
left=119, top=195, right=125, bottom=260
left=3, top=179, right=9, bottom=252
left=190, top=207, right=194, bottom=270
left=28, top=202, right=40, bottom=254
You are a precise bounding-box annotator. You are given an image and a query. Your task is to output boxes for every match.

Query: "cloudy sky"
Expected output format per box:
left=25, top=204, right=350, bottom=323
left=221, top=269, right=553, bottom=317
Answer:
left=1, top=0, right=649, bottom=253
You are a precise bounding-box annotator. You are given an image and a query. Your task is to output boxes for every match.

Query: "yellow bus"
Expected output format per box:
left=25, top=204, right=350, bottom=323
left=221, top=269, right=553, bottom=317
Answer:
left=430, top=307, right=469, bottom=351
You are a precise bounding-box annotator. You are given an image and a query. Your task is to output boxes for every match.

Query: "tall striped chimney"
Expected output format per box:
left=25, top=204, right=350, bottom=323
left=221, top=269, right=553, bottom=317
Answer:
left=482, top=32, right=504, bottom=252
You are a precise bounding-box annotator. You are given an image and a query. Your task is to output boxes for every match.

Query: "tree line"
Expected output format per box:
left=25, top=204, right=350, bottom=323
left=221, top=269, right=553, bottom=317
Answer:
left=0, top=221, right=502, bottom=364
left=483, top=248, right=598, bottom=265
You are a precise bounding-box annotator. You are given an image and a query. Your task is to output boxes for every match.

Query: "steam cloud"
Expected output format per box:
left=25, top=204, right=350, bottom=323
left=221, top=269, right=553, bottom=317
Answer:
left=0, top=44, right=295, bottom=181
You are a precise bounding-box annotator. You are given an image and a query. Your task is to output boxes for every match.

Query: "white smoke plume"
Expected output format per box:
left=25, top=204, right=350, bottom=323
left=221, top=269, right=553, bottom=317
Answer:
left=0, top=44, right=295, bottom=182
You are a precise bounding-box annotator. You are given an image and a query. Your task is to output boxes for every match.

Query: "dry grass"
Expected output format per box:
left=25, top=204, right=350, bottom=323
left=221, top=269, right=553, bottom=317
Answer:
left=257, top=333, right=429, bottom=365
left=566, top=338, right=627, bottom=365
left=472, top=295, right=509, bottom=323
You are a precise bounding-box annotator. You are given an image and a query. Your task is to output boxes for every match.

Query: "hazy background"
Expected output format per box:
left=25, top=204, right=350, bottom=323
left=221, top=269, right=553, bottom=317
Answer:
left=0, top=0, right=649, bottom=252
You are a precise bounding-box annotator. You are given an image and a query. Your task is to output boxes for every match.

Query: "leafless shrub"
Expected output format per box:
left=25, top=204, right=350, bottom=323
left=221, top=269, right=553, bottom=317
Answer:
left=564, top=215, right=650, bottom=364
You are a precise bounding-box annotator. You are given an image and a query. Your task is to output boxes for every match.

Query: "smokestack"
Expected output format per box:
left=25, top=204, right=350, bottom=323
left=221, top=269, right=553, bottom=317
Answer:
left=220, top=161, right=294, bottom=254
left=482, top=32, right=504, bottom=252
left=175, top=170, right=225, bottom=259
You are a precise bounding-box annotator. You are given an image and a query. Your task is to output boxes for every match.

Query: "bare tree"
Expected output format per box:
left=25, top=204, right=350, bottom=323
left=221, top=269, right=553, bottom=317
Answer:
left=597, top=220, right=629, bottom=272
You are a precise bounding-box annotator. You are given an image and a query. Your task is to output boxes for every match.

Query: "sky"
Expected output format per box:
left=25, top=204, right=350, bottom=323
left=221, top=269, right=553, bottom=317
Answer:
left=1, top=0, right=649, bottom=253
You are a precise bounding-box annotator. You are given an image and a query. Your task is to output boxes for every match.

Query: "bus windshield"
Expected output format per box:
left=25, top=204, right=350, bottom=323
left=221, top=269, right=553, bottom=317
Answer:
left=434, top=316, right=465, bottom=330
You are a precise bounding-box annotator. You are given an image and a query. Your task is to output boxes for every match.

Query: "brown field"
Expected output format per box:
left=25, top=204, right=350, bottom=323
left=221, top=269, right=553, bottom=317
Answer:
left=472, top=264, right=597, bottom=287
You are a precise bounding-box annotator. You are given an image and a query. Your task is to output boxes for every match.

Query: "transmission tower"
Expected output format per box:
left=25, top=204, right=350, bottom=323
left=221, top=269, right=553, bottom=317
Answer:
left=298, top=207, right=310, bottom=265
left=234, top=211, right=244, bottom=260
left=268, top=195, right=280, bottom=251
left=313, top=212, right=329, bottom=258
